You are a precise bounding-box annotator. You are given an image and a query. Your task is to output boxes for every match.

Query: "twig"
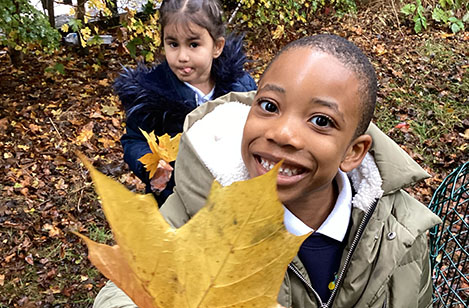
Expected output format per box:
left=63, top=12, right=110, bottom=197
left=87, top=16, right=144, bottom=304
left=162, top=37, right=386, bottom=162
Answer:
left=390, top=0, right=405, bottom=38
left=71, top=185, right=88, bottom=194
left=77, top=188, right=84, bottom=212
left=48, top=117, right=63, bottom=140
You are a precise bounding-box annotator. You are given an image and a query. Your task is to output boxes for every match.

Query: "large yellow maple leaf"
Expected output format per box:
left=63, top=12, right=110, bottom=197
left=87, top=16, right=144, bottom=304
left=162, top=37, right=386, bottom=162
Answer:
left=138, top=129, right=181, bottom=179
left=76, top=154, right=308, bottom=308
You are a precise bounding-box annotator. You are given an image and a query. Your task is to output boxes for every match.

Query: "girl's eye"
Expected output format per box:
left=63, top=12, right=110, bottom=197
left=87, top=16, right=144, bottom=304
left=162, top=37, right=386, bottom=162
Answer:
left=259, top=101, right=278, bottom=113
left=310, top=115, right=334, bottom=128
left=190, top=42, right=198, bottom=48
left=169, top=42, right=178, bottom=48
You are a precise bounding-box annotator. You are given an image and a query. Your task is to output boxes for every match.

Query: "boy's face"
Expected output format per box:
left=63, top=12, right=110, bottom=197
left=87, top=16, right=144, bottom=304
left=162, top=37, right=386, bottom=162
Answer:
left=241, top=47, right=370, bottom=208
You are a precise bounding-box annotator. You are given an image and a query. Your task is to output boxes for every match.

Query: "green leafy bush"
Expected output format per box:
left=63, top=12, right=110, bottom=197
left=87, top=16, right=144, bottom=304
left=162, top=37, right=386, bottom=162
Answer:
left=401, top=0, right=468, bottom=33
left=0, top=0, right=61, bottom=53
left=61, top=0, right=161, bottom=62
left=228, top=0, right=357, bottom=40
left=119, top=6, right=161, bottom=62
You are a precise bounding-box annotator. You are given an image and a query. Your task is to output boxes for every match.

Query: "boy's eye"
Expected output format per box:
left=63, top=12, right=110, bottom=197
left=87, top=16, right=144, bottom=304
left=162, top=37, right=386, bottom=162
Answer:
left=168, top=42, right=178, bottom=48
left=190, top=42, right=199, bottom=48
left=259, top=101, right=278, bottom=113
left=310, top=115, right=334, bottom=128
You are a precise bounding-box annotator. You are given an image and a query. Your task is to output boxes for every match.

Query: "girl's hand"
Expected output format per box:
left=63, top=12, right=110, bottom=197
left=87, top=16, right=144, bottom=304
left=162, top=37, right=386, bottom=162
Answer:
left=150, top=160, right=173, bottom=192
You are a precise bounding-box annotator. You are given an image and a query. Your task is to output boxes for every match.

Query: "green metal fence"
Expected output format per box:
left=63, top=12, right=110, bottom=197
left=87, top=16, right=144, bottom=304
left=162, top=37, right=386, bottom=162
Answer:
left=428, top=162, right=468, bottom=307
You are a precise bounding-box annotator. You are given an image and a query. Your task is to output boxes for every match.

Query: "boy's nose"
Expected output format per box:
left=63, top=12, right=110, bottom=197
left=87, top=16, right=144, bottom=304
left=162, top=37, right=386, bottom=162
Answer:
left=266, top=116, right=304, bottom=150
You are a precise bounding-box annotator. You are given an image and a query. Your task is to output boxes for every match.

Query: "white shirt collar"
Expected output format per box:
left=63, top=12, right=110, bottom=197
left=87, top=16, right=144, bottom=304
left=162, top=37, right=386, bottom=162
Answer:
left=184, top=82, right=215, bottom=106
left=283, top=169, right=352, bottom=242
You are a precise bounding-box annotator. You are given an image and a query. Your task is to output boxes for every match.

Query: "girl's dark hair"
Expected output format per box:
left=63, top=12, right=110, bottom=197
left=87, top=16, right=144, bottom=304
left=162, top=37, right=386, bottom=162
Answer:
left=160, top=0, right=225, bottom=40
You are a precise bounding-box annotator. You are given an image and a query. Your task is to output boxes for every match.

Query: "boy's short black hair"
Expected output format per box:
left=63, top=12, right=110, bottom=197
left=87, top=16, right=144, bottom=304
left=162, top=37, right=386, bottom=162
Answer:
left=263, top=34, right=377, bottom=138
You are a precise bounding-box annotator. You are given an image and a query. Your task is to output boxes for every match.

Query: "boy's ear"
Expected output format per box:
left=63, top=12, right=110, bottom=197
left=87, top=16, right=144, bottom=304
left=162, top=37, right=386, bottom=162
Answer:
left=340, top=134, right=372, bottom=172
left=213, top=37, right=225, bottom=59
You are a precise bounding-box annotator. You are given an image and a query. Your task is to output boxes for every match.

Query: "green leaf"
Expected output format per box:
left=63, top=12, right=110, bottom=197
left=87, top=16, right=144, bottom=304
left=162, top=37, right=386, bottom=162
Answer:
left=463, top=11, right=469, bottom=23
left=68, top=18, right=83, bottom=32
left=449, top=17, right=464, bottom=33
left=432, top=7, right=448, bottom=23
left=414, top=17, right=423, bottom=32
left=54, top=63, right=65, bottom=75
left=126, top=37, right=143, bottom=58
left=401, top=3, right=416, bottom=15
left=417, top=4, right=425, bottom=18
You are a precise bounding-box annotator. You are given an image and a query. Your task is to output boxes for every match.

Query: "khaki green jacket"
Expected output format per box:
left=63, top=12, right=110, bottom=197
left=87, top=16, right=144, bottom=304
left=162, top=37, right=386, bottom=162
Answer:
left=94, top=91, right=441, bottom=308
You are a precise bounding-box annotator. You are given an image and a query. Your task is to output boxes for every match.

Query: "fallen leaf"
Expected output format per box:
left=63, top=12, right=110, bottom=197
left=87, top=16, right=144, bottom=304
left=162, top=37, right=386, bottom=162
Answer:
left=272, top=25, right=285, bottom=39
left=76, top=154, right=307, bottom=308
left=395, top=122, right=410, bottom=132
left=75, top=122, right=94, bottom=145
left=373, top=44, right=387, bottom=56
left=0, top=118, right=7, bottom=131
left=102, top=105, right=119, bottom=116
left=5, top=253, right=15, bottom=263
left=463, top=128, right=469, bottom=139
left=98, top=137, right=116, bottom=148
left=43, top=223, right=62, bottom=237
left=25, top=254, right=34, bottom=265
left=98, top=79, right=109, bottom=87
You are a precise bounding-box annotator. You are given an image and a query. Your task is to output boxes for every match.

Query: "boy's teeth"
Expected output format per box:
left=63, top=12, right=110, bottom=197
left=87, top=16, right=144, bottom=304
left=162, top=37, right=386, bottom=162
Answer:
left=260, top=157, right=300, bottom=176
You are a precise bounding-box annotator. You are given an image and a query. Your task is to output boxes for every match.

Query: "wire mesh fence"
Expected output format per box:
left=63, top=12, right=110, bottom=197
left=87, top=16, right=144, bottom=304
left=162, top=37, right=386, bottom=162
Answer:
left=428, top=162, right=468, bottom=307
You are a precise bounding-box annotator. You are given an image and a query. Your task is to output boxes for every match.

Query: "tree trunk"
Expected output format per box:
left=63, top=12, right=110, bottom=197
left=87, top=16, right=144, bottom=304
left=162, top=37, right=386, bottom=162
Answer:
left=8, top=48, right=24, bottom=67
left=10, top=0, right=24, bottom=67
left=108, top=0, right=118, bottom=16
left=39, top=0, right=55, bottom=27
left=77, top=0, right=86, bottom=22
left=47, top=0, right=55, bottom=28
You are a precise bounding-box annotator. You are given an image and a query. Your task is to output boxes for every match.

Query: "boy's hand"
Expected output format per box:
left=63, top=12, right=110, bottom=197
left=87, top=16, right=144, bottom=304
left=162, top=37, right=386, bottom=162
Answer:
left=150, top=159, right=173, bottom=192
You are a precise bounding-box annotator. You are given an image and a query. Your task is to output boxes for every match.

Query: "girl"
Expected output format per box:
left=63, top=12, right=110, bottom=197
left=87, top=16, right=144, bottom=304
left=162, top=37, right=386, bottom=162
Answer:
left=114, top=0, right=257, bottom=205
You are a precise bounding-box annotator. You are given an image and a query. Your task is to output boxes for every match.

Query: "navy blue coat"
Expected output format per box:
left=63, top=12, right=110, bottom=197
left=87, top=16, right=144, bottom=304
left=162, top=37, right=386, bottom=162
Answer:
left=114, top=35, right=257, bottom=205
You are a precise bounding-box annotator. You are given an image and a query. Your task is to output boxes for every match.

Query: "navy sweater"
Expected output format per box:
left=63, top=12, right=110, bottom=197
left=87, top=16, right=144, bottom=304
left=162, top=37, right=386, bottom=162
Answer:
left=114, top=35, right=257, bottom=205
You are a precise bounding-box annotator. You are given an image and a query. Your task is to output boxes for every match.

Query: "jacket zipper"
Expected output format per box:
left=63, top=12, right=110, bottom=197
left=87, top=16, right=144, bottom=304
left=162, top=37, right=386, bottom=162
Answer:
left=289, top=199, right=379, bottom=308
left=288, top=263, right=328, bottom=308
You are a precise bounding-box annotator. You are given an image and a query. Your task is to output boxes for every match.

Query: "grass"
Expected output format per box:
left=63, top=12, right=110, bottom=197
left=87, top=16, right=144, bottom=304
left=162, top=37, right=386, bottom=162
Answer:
left=88, top=224, right=113, bottom=244
left=374, top=38, right=468, bottom=171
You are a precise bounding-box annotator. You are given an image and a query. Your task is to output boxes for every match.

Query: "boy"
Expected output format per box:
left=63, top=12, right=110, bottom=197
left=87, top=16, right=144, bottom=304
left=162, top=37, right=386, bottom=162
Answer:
left=94, top=35, right=440, bottom=308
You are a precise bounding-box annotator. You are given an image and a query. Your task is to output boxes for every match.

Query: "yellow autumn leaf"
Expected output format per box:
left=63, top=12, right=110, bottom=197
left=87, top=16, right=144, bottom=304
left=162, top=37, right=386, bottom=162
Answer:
left=138, top=152, right=161, bottom=178
left=75, top=122, right=94, bottom=145
left=61, top=24, right=69, bottom=33
left=272, top=25, right=284, bottom=40
left=138, top=129, right=181, bottom=178
left=76, top=154, right=308, bottom=308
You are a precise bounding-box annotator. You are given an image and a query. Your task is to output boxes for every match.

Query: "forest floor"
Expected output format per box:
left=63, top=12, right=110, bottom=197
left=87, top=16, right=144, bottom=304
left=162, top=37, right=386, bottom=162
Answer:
left=1, top=4, right=468, bottom=307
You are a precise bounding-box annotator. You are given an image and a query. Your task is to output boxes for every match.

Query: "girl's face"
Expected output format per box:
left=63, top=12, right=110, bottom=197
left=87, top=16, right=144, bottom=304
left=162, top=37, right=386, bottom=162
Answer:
left=163, top=22, right=225, bottom=94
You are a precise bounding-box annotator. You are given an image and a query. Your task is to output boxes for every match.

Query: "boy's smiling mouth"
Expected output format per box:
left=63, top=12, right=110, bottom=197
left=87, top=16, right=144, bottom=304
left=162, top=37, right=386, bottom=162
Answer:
left=255, top=155, right=307, bottom=181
